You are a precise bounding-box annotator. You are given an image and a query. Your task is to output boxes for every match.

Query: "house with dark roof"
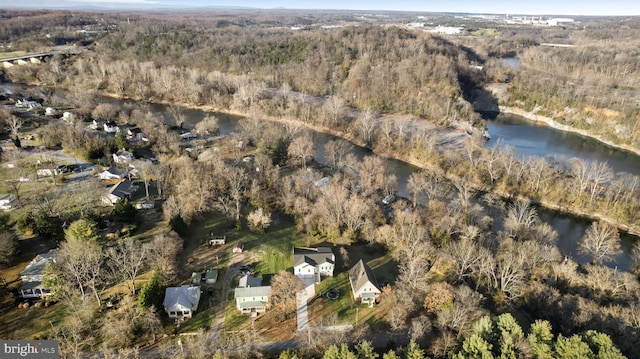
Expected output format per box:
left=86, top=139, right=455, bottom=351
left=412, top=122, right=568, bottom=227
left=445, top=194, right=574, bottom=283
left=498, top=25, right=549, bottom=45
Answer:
left=19, top=249, right=57, bottom=299
left=98, top=166, right=126, bottom=180
left=293, top=247, right=335, bottom=285
left=101, top=179, right=138, bottom=205
left=348, top=259, right=381, bottom=306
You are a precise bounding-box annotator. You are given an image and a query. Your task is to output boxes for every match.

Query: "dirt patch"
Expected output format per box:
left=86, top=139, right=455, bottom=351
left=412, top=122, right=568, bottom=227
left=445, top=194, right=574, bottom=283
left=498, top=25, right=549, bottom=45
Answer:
left=584, top=105, right=622, bottom=119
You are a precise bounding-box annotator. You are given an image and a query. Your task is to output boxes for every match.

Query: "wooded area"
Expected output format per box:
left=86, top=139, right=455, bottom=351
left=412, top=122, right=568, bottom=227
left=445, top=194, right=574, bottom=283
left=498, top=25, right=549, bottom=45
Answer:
left=1, top=9, right=639, bottom=359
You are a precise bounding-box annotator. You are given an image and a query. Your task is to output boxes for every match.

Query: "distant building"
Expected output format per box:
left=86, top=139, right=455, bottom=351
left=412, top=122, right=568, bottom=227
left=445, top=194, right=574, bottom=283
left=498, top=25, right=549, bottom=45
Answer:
left=426, top=26, right=463, bottom=35
left=547, top=18, right=574, bottom=26
left=0, top=193, right=16, bottom=210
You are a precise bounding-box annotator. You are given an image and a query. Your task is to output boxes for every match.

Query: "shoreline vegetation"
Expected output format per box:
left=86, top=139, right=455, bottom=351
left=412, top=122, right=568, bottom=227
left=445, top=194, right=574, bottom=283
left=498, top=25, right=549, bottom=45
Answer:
left=499, top=106, right=640, bottom=157
left=90, top=89, right=640, bottom=238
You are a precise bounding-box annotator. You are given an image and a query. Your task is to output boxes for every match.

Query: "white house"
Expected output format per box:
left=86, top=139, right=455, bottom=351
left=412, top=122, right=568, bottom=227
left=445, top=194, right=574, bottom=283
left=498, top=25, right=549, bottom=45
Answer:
left=293, top=247, right=335, bottom=285
left=36, top=164, right=67, bottom=177
left=113, top=149, right=134, bottom=164
left=91, top=118, right=106, bottom=130
left=98, top=166, right=126, bottom=180
left=101, top=179, right=138, bottom=205
left=348, top=259, right=381, bottom=306
left=104, top=121, right=118, bottom=133
left=234, top=275, right=271, bottom=315
left=163, top=285, right=201, bottom=319
left=232, top=241, right=244, bottom=253
left=0, top=193, right=16, bottom=210
left=62, top=112, right=75, bottom=123
left=208, top=235, right=226, bottom=246
left=20, top=249, right=58, bottom=299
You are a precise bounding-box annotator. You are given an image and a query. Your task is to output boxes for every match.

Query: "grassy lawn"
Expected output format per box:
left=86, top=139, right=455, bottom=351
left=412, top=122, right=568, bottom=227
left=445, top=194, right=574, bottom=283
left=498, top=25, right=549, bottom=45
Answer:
left=190, top=211, right=312, bottom=276
left=307, top=243, right=397, bottom=329
left=473, top=28, right=500, bottom=37
left=222, top=293, right=251, bottom=332
left=0, top=298, right=69, bottom=340
left=0, top=50, right=28, bottom=59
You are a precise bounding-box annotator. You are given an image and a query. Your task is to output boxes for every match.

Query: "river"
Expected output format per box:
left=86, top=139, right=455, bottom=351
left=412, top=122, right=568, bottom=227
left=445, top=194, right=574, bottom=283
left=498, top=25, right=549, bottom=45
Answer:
left=146, top=101, right=638, bottom=271
left=3, top=83, right=638, bottom=270
left=486, top=113, right=640, bottom=177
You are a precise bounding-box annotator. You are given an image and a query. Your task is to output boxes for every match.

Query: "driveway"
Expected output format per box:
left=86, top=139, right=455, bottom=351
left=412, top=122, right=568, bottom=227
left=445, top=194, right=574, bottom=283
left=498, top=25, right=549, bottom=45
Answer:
left=296, top=284, right=315, bottom=331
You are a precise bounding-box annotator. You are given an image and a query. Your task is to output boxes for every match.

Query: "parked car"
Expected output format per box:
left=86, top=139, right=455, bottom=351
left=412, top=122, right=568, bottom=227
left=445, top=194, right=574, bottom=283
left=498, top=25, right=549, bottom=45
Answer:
left=382, top=194, right=396, bottom=205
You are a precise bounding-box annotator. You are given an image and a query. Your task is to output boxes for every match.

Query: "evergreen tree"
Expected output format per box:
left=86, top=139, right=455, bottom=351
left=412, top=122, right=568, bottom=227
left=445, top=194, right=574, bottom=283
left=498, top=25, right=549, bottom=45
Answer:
left=270, top=136, right=290, bottom=166
left=278, top=350, right=300, bottom=359
left=65, top=219, right=100, bottom=242
left=554, top=334, right=594, bottom=359
left=527, top=320, right=554, bottom=359
left=355, top=340, right=378, bottom=359
left=582, top=330, right=625, bottom=359
left=404, top=340, right=426, bottom=359
left=453, top=333, right=494, bottom=359
left=137, top=272, right=163, bottom=309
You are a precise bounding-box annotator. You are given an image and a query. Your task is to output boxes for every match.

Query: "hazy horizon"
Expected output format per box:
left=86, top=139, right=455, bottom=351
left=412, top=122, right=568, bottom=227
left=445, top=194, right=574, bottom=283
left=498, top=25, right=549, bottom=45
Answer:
left=0, top=0, right=638, bottom=16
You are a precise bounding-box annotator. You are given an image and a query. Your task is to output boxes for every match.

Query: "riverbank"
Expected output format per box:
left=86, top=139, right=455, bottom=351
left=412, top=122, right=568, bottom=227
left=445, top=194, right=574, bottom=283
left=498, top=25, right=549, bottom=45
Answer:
left=95, top=91, right=640, bottom=238
left=499, top=106, right=640, bottom=157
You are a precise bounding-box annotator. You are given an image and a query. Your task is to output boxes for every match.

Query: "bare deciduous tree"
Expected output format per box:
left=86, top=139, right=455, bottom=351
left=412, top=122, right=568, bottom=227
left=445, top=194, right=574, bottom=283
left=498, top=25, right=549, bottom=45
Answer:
left=288, top=132, right=315, bottom=169
left=270, top=270, right=305, bottom=319
left=578, top=221, right=621, bottom=265
left=106, top=238, right=150, bottom=296
left=323, top=139, right=352, bottom=171
left=355, top=108, right=377, bottom=147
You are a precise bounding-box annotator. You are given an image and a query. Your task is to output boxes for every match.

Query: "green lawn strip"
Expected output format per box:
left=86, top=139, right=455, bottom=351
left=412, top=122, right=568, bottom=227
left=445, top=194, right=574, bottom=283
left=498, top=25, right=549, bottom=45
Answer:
left=0, top=50, right=28, bottom=59
left=222, top=291, right=251, bottom=332
left=0, top=299, right=69, bottom=340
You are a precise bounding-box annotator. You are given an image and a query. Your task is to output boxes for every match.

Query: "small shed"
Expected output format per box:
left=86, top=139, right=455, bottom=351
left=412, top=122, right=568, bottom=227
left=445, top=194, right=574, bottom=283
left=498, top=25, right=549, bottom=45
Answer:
left=232, top=241, right=244, bottom=253
left=205, top=269, right=218, bottom=284
left=208, top=235, right=226, bottom=246
left=191, top=272, right=200, bottom=284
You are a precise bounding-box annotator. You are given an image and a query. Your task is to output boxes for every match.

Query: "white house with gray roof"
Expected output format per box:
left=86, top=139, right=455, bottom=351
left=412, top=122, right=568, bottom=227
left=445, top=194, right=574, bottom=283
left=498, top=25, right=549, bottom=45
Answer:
left=234, top=275, right=271, bottom=315
left=348, top=259, right=381, bottom=306
left=19, top=249, right=57, bottom=299
left=163, top=285, right=201, bottom=319
left=293, top=247, right=335, bottom=285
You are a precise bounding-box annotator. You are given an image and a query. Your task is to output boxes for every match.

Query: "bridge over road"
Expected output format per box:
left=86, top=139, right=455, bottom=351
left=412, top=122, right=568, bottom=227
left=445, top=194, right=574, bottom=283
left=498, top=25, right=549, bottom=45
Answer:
left=1, top=46, right=81, bottom=66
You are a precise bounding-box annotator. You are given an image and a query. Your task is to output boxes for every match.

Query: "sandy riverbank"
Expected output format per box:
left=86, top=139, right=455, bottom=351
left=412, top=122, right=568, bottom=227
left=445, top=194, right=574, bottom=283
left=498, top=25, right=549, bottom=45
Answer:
left=499, top=106, right=640, bottom=157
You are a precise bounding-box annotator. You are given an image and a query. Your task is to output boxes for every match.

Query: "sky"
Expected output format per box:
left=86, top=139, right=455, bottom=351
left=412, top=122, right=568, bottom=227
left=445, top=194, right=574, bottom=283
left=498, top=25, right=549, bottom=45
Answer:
left=1, top=0, right=639, bottom=16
